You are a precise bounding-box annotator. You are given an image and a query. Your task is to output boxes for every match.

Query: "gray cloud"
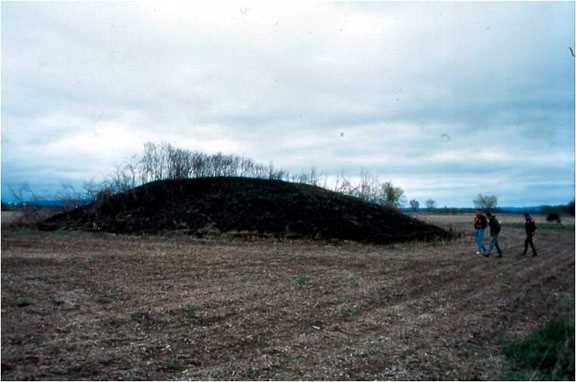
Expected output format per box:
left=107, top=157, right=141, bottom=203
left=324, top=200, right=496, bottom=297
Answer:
left=2, top=1, right=574, bottom=206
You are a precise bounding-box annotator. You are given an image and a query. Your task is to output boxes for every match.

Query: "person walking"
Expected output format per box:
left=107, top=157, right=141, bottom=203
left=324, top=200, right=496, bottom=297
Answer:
left=473, top=210, right=488, bottom=255
left=485, top=212, right=502, bottom=257
left=522, top=213, right=538, bottom=256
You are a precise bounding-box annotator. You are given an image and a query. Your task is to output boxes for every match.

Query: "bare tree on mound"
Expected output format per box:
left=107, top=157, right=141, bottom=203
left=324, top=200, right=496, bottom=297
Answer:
left=85, top=142, right=416, bottom=215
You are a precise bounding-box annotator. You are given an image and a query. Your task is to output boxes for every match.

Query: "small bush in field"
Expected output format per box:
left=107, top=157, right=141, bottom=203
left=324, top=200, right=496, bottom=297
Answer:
left=293, top=274, right=310, bottom=287
left=182, top=304, right=200, bottom=320
left=340, top=306, right=361, bottom=317
left=546, top=213, right=562, bottom=223
left=15, top=296, right=34, bottom=307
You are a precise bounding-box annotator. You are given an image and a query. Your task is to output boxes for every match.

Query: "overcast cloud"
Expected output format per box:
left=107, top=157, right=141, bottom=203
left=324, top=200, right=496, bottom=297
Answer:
left=2, top=1, right=574, bottom=206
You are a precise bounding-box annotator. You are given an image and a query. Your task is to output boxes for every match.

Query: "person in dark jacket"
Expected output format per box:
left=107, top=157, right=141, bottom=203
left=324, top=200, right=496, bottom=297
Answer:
left=473, top=210, right=488, bottom=255
left=522, top=213, right=537, bottom=256
left=485, top=212, right=502, bottom=257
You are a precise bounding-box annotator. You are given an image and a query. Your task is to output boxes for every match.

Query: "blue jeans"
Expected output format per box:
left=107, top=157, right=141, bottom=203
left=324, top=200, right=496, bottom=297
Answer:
left=487, top=234, right=502, bottom=256
left=474, top=228, right=486, bottom=253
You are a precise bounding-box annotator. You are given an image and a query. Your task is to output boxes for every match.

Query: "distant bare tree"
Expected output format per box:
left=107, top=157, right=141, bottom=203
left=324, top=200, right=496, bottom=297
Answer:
left=7, top=183, right=42, bottom=222
left=425, top=199, right=436, bottom=209
left=107, top=162, right=137, bottom=193
left=303, top=167, right=322, bottom=186
left=123, top=155, right=139, bottom=186
left=267, top=163, right=288, bottom=181
left=380, top=182, right=405, bottom=208
left=83, top=180, right=104, bottom=202
left=166, top=146, right=192, bottom=179
left=8, top=183, right=36, bottom=207
left=409, top=199, right=420, bottom=211
left=473, top=194, right=498, bottom=212
left=333, top=173, right=355, bottom=196
left=239, top=156, right=254, bottom=177
left=140, top=142, right=158, bottom=183
left=55, top=183, right=84, bottom=211
left=355, top=170, right=380, bottom=203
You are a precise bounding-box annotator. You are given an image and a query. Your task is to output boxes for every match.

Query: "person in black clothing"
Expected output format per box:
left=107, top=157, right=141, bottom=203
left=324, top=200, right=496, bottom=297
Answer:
left=522, top=213, right=537, bottom=256
left=485, top=212, right=502, bottom=257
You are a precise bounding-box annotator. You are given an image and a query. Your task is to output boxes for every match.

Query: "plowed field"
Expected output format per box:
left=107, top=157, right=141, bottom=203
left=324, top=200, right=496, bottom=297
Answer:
left=1, top=214, right=574, bottom=380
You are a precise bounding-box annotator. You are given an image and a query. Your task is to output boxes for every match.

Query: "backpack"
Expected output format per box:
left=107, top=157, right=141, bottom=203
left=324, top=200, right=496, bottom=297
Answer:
left=526, top=220, right=536, bottom=234
left=491, top=217, right=501, bottom=234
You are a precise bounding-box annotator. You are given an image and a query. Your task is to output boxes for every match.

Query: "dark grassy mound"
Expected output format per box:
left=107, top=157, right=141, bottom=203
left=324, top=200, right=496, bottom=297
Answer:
left=39, top=177, right=451, bottom=244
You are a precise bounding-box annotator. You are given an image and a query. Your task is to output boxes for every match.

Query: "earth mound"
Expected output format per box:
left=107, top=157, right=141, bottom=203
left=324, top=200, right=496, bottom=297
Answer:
left=40, top=177, right=450, bottom=244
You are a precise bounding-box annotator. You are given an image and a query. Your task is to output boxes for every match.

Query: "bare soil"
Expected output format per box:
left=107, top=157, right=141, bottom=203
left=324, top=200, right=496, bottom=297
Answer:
left=1, top=215, right=574, bottom=380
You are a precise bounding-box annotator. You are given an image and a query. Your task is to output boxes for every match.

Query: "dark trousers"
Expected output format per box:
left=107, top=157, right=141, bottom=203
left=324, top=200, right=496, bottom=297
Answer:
left=523, top=234, right=537, bottom=255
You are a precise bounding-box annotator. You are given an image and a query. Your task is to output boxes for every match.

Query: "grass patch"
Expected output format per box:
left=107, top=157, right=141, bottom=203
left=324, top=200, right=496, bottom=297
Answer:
left=182, top=304, right=200, bottom=320
left=500, top=318, right=575, bottom=380
left=8, top=225, right=38, bottom=234
left=15, top=296, right=34, bottom=307
left=346, top=273, right=361, bottom=287
left=340, top=306, right=361, bottom=317
left=293, top=274, right=310, bottom=287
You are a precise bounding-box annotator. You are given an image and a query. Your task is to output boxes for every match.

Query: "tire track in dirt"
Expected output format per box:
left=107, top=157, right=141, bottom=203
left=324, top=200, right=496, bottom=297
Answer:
left=304, top=229, right=574, bottom=380
left=248, top=228, right=569, bottom=380
left=181, top=229, right=572, bottom=380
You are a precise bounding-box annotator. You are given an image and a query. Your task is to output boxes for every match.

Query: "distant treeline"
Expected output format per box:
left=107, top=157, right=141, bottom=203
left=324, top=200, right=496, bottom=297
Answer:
left=405, top=207, right=543, bottom=214
left=404, top=204, right=574, bottom=216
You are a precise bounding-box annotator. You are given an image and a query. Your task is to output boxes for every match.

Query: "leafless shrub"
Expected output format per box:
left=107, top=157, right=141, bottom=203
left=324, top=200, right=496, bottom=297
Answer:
left=293, top=167, right=322, bottom=186
left=92, top=187, right=114, bottom=213
left=333, top=172, right=355, bottom=195
left=82, top=180, right=104, bottom=201
left=88, top=142, right=408, bottom=210
left=7, top=183, right=43, bottom=223
left=55, top=184, right=84, bottom=211
left=355, top=170, right=382, bottom=203
left=473, top=194, right=498, bottom=212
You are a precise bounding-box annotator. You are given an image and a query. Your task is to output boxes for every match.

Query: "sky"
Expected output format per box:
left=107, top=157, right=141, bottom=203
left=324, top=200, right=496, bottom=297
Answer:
left=1, top=1, right=575, bottom=207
